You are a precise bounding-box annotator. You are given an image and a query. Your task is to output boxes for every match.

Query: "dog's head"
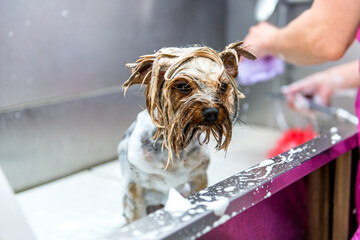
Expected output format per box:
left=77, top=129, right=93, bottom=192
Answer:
left=123, top=41, right=256, bottom=164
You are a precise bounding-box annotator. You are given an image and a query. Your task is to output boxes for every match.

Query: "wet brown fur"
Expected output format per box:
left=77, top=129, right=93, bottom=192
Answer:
left=124, top=182, right=144, bottom=221
left=123, top=41, right=256, bottom=169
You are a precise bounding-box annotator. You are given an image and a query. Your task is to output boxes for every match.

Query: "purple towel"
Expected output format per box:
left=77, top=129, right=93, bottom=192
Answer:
left=237, top=56, right=284, bottom=86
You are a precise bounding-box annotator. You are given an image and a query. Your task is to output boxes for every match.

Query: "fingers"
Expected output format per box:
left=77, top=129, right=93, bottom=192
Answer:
left=282, top=79, right=312, bottom=96
left=317, top=86, right=333, bottom=106
left=243, top=22, right=279, bottom=59
left=281, top=78, right=317, bottom=110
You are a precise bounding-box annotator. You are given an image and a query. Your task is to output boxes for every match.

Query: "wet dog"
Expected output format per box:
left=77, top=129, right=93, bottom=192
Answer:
left=118, top=41, right=256, bottom=222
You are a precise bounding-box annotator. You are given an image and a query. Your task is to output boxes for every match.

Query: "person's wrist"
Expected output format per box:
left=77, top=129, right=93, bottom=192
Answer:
left=268, top=28, right=282, bottom=59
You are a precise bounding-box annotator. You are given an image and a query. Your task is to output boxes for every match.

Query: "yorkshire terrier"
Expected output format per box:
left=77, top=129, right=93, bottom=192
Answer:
left=118, top=41, right=256, bottom=222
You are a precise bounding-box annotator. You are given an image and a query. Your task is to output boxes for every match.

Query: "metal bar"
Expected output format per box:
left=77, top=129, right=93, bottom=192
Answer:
left=104, top=121, right=358, bottom=240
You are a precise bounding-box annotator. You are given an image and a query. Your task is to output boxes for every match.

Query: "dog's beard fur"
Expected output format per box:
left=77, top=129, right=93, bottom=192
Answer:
left=147, top=77, right=238, bottom=169
left=162, top=95, right=234, bottom=160
left=123, top=41, right=256, bottom=169
left=151, top=102, right=235, bottom=170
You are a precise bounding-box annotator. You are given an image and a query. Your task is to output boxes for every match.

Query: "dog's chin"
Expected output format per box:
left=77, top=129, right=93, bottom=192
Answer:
left=179, top=118, right=232, bottom=153
left=200, top=121, right=219, bottom=127
left=166, top=103, right=234, bottom=157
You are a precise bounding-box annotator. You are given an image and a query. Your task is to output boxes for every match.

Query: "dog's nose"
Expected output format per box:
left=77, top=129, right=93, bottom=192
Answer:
left=202, top=107, right=219, bottom=123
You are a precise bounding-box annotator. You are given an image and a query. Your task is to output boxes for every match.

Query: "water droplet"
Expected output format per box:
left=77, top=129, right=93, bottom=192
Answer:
left=15, top=112, right=21, bottom=119
left=61, top=9, right=69, bottom=18
left=8, top=31, right=14, bottom=38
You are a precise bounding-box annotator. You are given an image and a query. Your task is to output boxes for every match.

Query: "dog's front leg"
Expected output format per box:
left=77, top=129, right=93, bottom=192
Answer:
left=187, top=146, right=210, bottom=194
left=190, top=173, right=208, bottom=194
left=123, top=181, right=146, bottom=223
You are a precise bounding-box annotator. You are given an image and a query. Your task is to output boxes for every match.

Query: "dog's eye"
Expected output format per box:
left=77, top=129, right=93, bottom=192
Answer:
left=176, top=83, right=192, bottom=93
left=220, top=82, right=228, bottom=93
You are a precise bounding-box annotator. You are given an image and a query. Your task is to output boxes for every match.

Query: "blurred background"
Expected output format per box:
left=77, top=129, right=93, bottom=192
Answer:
left=0, top=0, right=359, bottom=196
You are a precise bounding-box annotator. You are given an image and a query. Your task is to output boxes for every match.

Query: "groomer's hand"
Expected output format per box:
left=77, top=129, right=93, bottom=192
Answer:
left=243, top=22, right=280, bottom=59
left=282, top=71, right=339, bottom=108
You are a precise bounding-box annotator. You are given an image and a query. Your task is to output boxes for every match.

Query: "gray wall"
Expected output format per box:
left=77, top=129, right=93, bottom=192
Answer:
left=0, top=0, right=224, bottom=108
left=0, top=0, right=225, bottom=191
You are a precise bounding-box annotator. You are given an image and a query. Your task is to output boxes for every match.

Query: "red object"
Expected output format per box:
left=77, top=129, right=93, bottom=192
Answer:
left=267, top=125, right=317, bottom=158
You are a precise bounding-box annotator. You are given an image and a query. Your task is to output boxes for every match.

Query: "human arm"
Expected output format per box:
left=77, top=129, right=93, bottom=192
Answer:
left=244, top=0, right=360, bottom=65
left=282, top=60, right=360, bottom=106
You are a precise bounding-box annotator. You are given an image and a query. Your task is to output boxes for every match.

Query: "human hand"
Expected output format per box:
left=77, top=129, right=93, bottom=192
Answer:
left=282, top=71, right=341, bottom=109
left=243, top=22, right=280, bottom=59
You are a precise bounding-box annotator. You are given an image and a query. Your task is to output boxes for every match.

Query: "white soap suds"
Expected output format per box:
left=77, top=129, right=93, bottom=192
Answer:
left=164, top=188, right=192, bottom=215
left=199, top=189, right=208, bottom=194
left=199, top=195, right=212, bottom=201
left=196, top=208, right=205, bottom=214
left=213, top=215, right=231, bottom=228
left=287, top=148, right=303, bottom=162
left=181, top=215, right=192, bottom=222
left=188, top=209, right=196, bottom=214
left=198, top=198, right=230, bottom=216
left=224, top=186, right=236, bottom=192
left=330, top=128, right=342, bottom=144
left=202, top=226, right=212, bottom=234
left=331, top=134, right=341, bottom=144
left=265, top=192, right=271, bottom=198
left=211, top=199, right=230, bottom=216
left=330, top=127, right=338, bottom=134
left=215, top=195, right=226, bottom=201
left=258, top=159, right=275, bottom=167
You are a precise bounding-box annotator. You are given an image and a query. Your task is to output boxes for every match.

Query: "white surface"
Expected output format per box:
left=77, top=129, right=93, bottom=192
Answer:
left=16, top=124, right=281, bottom=240
left=207, top=124, right=281, bottom=185
left=17, top=168, right=125, bottom=240
left=0, top=168, right=36, bottom=240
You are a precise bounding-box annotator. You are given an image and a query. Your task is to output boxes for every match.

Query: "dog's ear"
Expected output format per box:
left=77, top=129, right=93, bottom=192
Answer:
left=123, top=58, right=154, bottom=95
left=220, top=41, right=257, bottom=78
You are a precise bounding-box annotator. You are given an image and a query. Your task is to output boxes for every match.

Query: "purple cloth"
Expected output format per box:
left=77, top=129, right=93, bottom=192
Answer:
left=237, top=56, right=284, bottom=86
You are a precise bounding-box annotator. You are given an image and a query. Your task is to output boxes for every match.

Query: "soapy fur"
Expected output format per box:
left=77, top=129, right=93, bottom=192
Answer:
left=119, top=41, right=256, bottom=222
